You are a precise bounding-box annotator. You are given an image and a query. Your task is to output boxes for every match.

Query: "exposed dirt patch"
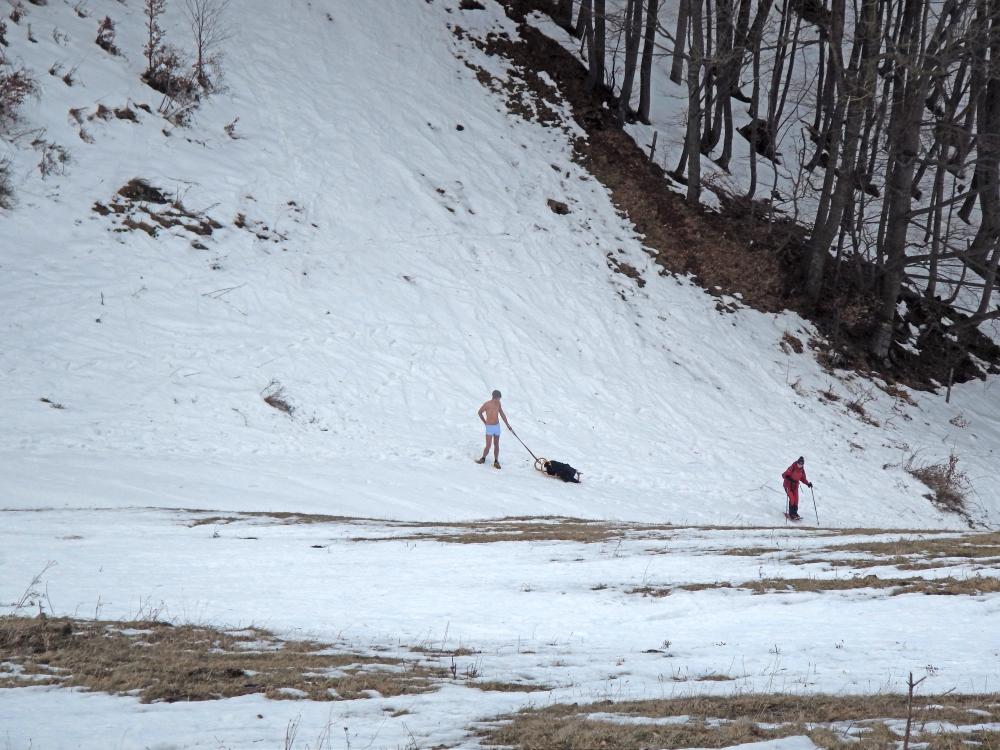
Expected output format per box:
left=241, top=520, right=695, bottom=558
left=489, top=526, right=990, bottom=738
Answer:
left=0, top=616, right=447, bottom=703
left=547, top=197, right=570, bottom=214
left=93, top=179, right=222, bottom=240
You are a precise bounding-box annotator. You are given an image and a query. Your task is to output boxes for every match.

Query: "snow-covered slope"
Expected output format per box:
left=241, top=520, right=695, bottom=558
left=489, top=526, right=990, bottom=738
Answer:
left=1, top=0, right=997, bottom=528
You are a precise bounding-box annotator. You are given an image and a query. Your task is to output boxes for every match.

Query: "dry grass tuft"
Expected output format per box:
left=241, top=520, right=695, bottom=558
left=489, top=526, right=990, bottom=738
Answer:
left=0, top=616, right=446, bottom=703
left=905, top=452, right=970, bottom=514
left=480, top=693, right=1000, bottom=750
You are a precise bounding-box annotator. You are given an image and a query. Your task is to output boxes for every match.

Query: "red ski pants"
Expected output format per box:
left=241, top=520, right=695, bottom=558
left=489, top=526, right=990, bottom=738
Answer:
left=783, top=480, right=799, bottom=513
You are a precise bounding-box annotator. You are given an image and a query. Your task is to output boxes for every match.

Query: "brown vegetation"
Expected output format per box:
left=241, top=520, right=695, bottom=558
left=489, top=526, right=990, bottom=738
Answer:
left=630, top=573, right=1000, bottom=597
left=480, top=692, right=1000, bottom=750
left=0, top=616, right=446, bottom=703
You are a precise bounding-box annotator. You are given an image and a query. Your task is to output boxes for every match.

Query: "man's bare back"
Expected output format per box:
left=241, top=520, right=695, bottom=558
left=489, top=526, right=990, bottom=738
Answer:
left=479, top=399, right=503, bottom=425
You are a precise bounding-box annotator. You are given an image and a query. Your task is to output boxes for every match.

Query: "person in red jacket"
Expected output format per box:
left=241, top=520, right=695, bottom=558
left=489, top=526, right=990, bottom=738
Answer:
left=782, top=456, right=812, bottom=521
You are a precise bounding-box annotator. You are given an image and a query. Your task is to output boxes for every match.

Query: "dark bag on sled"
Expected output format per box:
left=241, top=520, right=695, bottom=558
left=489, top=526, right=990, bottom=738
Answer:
left=544, top=460, right=581, bottom=483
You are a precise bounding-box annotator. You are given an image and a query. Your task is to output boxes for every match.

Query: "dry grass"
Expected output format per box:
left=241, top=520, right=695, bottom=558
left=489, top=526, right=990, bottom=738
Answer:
left=630, top=573, right=1000, bottom=597
left=383, top=519, right=620, bottom=544
left=825, top=531, right=1000, bottom=560
left=722, top=546, right=785, bottom=556
left=0, top=616, right=447, bottom=703
left=468, top=680, right=554, bottom=692
left=480, top=693, right=1000, bottom=750
left=187, top=510, right=366, bottom=527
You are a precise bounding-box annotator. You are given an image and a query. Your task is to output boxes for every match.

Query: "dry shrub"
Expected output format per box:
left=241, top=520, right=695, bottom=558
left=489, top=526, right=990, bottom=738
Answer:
left=781, top=332, right=804, bottom=354
left=905, top=451, right=970, bottom=513
left=0, top=616, right=447, bottom=703
left=0, top=156, right=13, bottom=209
left=96, top=15, right=119, bottom=54
left=0, top=64, right=38, bottom=126
left=262, top=380, right=293, bottom=415
left=882, top=381, right=916, bottom=405
left=118, top=177, right=168, bottom=203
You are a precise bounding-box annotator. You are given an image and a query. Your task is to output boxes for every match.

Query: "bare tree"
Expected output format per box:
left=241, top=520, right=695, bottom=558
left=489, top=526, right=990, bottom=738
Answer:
left=617, top=0, right=644, bottom=122
left=184, top=0, right=230, bottom=91
left=555, top=0, right=575, bottom=32
left=143, top=0, right=166, bottom=76
left=637, top=0, right=659, bottom=123
left=684, top=0, right=703, bottom=202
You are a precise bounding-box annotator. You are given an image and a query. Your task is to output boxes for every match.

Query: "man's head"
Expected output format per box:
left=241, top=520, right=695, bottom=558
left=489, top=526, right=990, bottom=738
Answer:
left=796, top=456, right=805, bottom=466
left=492, top=389, right=502, bottom=399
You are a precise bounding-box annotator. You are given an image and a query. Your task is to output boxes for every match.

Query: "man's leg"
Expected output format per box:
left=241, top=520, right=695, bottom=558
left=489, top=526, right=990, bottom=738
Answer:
left=493, top=436, right=500, bottom=465
left=480, top=435, right=493, bottom=461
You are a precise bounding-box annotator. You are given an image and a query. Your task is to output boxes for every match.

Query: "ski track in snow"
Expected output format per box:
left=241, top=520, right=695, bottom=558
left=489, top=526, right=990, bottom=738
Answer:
left=0, top=0, right=999, bottom=746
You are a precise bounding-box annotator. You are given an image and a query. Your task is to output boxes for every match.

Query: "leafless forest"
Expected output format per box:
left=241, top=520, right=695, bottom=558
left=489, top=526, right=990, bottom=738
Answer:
left=547, top=0, right=1000, bottom=373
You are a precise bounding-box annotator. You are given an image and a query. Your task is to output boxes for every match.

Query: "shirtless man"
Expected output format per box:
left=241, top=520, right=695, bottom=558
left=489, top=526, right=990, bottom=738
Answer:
left=476, top=389, right=512, bottom=469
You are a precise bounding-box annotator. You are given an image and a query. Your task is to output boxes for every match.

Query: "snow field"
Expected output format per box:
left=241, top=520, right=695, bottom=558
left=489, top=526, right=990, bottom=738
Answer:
left=0, top=0, right=996, bottom=528
left=2, top=508, right=998, bottom=748
left=0, top=0, right=999, bottom=747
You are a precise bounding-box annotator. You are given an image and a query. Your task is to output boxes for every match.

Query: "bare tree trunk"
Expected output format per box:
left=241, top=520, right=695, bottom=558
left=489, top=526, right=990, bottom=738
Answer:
left=593, top=0, right=607, bottom=88
left=670, top=0, right=688, bottom=84
left=871, top=0, right=942, bottom=361
left=804, top=0, right=879, bottom=307
left=685, top=0, right=704, bottom=203
left=575, top=0, right=590, bottom=37
left=700, top=0, right=715, bottom=152
left=618, top=0, right=644, bottom=122
left=556, top=0, right=575, bottom=31
left=637, top=0, right=658, bottom=123
left=705, top=0, right=734, bottom=158
left=746, top=17, right=762, bottom=199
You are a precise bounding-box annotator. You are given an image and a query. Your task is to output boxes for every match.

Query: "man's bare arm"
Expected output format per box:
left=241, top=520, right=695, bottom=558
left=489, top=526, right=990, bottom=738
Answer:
left=500, top=406, right=512, bottom=429
left=478, top=402, right=488, bottom=423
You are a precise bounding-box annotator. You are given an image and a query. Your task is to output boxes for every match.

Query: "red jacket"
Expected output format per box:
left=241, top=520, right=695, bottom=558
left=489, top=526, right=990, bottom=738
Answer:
left=782, top=462, right=809, bottom=488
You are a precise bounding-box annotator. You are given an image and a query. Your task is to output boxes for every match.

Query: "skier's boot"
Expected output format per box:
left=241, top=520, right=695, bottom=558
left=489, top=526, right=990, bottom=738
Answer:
left=493, top=460, right=501, bottom=469
left=475, top=457, right=486, bottom=464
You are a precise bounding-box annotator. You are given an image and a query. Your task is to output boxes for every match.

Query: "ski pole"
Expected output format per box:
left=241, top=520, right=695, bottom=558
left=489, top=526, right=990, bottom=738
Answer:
left=810, top=485, right=819, bottom=525
left=508, top=427, right=540, bottom=462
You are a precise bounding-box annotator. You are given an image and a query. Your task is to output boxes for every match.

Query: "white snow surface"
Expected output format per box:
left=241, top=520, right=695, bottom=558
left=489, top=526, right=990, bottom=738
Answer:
left=1, top=0, right=1000, bottom=747
left=0, top=0, right=996, bottom=529
left=3, top=509, right=1000, bottom=748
